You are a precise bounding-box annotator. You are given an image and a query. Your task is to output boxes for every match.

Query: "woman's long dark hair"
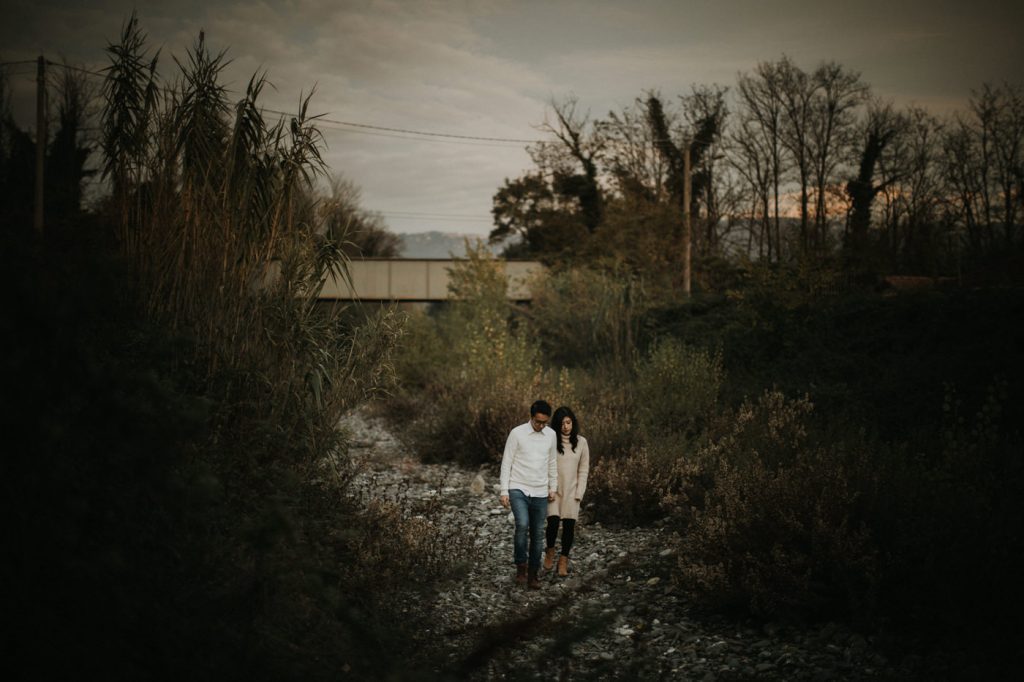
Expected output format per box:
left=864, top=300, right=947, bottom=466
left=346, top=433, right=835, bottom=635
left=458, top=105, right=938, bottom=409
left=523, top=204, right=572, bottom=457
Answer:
left=552, top=406, right=579, bottom=454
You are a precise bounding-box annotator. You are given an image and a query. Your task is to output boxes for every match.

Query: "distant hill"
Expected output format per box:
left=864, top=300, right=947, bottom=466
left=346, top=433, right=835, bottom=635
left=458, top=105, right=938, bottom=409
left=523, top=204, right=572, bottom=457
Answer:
left=397, top=231, right=508, bottom=259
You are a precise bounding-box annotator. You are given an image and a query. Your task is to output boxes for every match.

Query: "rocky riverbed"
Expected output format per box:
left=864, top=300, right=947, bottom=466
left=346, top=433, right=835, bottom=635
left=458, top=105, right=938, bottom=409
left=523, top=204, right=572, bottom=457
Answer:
left=340, top=409, right=919, bottom=680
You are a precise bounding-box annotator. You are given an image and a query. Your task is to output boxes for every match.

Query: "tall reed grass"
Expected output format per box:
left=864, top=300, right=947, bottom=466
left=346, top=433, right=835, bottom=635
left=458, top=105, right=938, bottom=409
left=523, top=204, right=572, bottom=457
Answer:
left=101, top=15, right=392, bottom=457
left=90, top=15, right=426, bottom=678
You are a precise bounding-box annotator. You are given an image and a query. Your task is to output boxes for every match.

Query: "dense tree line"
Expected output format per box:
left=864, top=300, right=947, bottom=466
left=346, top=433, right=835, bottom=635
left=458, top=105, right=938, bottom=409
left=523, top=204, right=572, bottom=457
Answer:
left=493, top=56, right=1024, bottom=286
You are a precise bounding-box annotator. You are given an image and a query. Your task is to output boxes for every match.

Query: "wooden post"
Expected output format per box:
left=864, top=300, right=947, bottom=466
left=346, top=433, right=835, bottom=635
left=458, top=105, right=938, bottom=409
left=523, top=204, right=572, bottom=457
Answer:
left=682, top=143, right=692, bottom=297
left=34, top=55, right=46, bottom=235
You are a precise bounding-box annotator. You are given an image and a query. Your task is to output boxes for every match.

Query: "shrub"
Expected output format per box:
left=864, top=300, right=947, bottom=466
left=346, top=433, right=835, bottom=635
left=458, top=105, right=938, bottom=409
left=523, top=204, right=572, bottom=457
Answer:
left=586, top=444, right=681, bottom=526
left=390, top=244, right=576, bottom=465
left=677, top=390, right=882, bottom=622
left=634, top=339, right=723, bottom=440
left=342, top=480, right=477, bottom=592
left=525, top=266, right=648, bottom=369
left=674, top=380, right=1024, bottom=640
left=879, top=379, right=1024, bottom=636
left=566, top=365, right=639, bottom=461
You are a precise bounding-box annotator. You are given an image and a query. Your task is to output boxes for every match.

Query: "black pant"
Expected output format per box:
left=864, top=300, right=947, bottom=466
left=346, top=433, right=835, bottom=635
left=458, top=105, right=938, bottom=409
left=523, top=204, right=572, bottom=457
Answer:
left=545, top=515, right=575, bottom=556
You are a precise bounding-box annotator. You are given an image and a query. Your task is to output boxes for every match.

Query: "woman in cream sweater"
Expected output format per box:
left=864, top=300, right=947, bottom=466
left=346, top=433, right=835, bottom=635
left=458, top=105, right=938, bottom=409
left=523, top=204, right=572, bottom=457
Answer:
left=544, top=405, right=590, bottom=577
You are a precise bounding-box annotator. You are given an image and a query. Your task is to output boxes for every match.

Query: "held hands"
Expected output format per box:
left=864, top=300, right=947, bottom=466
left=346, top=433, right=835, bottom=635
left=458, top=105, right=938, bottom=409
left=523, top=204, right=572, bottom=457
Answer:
left=548, top=491, right=556, bottom=502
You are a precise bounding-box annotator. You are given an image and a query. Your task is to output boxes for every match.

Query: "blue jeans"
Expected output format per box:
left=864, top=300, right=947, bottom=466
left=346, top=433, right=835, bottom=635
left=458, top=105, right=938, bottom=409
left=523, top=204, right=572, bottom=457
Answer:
left=509, top=489, right=548, bottom=569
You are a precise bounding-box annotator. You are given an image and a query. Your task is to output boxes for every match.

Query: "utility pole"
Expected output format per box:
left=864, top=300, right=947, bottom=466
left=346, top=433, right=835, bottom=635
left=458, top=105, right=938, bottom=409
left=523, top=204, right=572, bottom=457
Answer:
left=34, top=55, right=46, bottom=235
left=682, top=143, right=692, bottom=297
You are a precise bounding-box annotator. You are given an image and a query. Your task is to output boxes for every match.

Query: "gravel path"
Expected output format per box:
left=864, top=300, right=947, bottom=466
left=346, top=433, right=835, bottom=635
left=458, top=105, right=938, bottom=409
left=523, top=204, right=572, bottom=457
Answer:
left=341, top=409, right=912, bottom=681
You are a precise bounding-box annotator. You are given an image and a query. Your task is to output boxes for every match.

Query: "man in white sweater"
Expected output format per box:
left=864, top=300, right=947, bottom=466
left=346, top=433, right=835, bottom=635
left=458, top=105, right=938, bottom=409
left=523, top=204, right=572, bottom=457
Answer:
left=499, top=400, right=558, bottom=589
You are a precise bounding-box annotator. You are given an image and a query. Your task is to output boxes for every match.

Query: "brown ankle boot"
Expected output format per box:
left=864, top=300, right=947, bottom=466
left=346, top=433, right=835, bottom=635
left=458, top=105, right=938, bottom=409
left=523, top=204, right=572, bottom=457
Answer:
left=557, top=555, right=569, bottom=577
left=515, top=563, right=527, bottom=584
left=543, top=547, right=556, bottom=571
left=527, top=567, right=541, bottom=589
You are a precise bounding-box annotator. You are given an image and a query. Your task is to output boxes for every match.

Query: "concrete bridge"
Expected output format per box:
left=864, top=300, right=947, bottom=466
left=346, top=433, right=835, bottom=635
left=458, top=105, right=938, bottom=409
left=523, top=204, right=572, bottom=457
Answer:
left=319, top=258, right=543, bottom=302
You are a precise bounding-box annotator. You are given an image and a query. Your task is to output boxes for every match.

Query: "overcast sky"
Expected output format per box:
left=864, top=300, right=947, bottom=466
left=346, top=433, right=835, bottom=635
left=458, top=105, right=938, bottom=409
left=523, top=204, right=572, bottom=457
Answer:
left=3, top=0, right=1022, bottom=236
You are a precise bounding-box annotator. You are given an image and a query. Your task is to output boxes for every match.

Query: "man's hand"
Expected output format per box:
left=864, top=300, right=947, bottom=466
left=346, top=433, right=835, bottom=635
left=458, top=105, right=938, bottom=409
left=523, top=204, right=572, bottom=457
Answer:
left=500, top=494, right=510, bottom=509
left=548, top=491, right=556, bottom=502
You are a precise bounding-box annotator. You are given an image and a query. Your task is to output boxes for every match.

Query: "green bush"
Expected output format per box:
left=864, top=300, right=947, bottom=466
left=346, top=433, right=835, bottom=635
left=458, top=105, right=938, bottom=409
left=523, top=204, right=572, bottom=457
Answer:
left=676, top=391, right=882, bottom=622
left=878, top=379, right=1024, bottom=635
left=568, top=366, right=639, bottom=463
left=526, top=266, right=648, bottom=369
left=587, top=449, right=668, bottom=525
left=389, top=245, right=576, bottom=465
left=671, top=380, right=1024, bottom=651
left=634, top=339, right=723, bottom=439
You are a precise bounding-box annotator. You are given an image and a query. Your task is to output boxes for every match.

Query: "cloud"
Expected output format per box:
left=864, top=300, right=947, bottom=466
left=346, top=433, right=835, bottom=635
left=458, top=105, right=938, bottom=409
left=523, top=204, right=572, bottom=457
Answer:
left=4, top=0, right=1021, bottom=236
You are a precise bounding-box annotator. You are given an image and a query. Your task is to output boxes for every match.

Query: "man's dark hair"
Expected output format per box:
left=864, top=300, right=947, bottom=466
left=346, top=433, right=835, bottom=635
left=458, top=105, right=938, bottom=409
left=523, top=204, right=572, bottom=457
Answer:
left=530, top=400, right=552, bottom=417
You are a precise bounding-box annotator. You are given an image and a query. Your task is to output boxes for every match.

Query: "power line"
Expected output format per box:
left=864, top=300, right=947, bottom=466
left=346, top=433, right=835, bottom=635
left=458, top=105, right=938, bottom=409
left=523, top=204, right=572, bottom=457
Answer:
left=307, top=115, right=539, bottom=144
left=259, top=105, right=539, bottom=144
left=45, top=60, right=106, bottom=78
left=293, top=121, right=529, bottom=148
left=36, top=59, right=540, bottom=147
left=261, top=108, right=539, bottom=146
left=9, top=57, right=506, bottom=235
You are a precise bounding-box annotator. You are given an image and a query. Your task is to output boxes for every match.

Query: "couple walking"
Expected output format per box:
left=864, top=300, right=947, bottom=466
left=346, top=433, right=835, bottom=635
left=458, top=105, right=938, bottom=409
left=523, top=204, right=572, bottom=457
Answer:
left=499, top=400, right=590, bottom=589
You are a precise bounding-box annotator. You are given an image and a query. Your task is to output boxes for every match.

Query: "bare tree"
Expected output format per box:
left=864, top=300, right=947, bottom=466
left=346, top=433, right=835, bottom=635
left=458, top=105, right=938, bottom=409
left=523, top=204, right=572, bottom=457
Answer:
left=809, top=62, right=867, bottom=249
left=320, top=175, right=401, bottom=258
left=877, top=107, right=945, bottom=271
left=943, top=84, right=1024, bottom=256
left=942, top=123, right=984, bottom=254
left=777, top=56, right=815, bottom=254
left=736, top=61, right=788, bottom=260
left=536, top=97, right=604, bottom=233
left=597, top=94, right=670, bottom=206
left=48, top=60, right=99, bottom=228
left=969, top=86, right=999, bottom=244
left=646, top=96, right=686, bottom=217
left=728, top=114, right=775, bottom=260
left=680, top=84, right=730, bottom=254
left=845, top=100, right=908, bottom=269
left=987, top=83, right=1024, bottom=246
